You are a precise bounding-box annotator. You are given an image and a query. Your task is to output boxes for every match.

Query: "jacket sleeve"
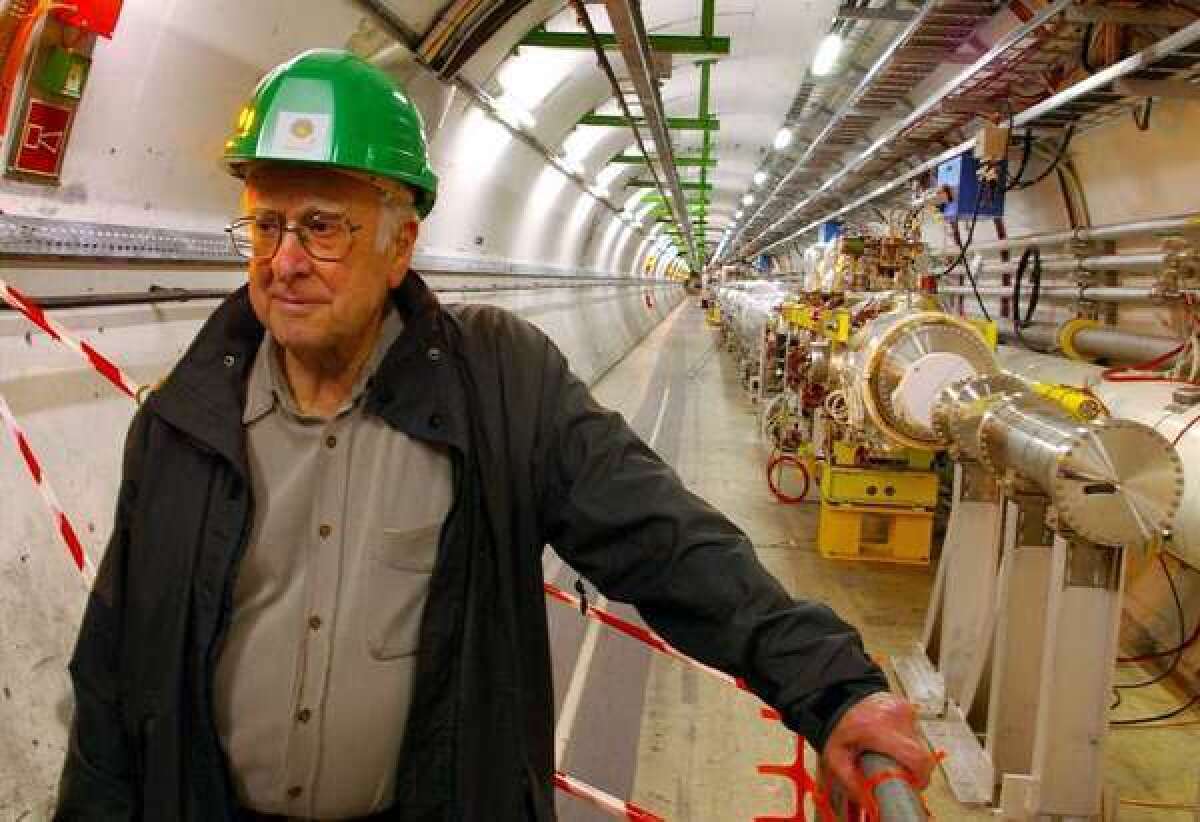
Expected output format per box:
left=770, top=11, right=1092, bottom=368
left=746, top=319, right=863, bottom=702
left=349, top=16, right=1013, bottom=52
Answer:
left=55, top=410, right=148, bottom=820
left=535, top=338, right=887, bottom=750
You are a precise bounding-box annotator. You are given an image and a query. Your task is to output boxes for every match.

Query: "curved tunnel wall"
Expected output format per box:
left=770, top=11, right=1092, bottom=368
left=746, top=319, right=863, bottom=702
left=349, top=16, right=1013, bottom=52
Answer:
left=0, top=1, right=688, bottom=815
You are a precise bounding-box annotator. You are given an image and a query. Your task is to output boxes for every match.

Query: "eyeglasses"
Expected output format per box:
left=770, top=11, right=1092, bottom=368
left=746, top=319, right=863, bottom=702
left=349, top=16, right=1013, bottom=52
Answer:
left=225, top=211, right=362, bottom=262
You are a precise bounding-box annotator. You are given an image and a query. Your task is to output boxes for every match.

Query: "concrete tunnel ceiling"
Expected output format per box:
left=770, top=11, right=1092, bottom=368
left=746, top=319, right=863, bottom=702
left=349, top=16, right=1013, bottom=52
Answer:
left=370, top=0, right=840, bottom=267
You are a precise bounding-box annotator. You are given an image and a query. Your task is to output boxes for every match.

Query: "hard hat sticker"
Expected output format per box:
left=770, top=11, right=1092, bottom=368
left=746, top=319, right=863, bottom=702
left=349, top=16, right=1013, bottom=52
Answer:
left=268, top=111, right=332, bottom=161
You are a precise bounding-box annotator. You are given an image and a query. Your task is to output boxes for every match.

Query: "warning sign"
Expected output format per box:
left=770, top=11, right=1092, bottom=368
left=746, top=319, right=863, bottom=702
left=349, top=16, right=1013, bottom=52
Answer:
left=11, top=97, right=75, bottom=179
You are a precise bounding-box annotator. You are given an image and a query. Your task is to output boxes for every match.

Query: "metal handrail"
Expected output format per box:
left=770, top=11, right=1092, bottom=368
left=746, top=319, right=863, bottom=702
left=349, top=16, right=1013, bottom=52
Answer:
left=861, top=752, right=929, bottom=822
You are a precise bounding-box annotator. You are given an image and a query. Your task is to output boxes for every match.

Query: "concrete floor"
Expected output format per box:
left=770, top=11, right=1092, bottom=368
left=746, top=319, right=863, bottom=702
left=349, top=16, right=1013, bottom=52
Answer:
left=550, top=299, right=1200, bottom=821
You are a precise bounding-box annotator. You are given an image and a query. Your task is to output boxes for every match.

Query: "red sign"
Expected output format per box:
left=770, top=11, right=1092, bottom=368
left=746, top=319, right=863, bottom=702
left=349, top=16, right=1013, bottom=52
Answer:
left=53, top=0, right=123, bottom=38
left=12, top=98, right=75, bottom=178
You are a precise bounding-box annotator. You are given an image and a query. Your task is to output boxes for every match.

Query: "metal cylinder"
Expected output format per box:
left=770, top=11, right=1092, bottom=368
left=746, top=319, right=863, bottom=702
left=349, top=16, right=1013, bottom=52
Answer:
left=846, top=310, right=999, bottom=449
left=935, top=377, right=1183, bottom=546
left=967, top=214, right=1200, bottom=256
left=938, top=285, right=1180, bottom=304
left=999, top=323, right=1183, bottom=364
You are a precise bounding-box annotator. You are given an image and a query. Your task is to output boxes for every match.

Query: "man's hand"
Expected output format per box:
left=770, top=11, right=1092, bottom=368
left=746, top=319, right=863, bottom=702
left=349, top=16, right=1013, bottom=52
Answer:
left=821, top=692, right=936, bottom=807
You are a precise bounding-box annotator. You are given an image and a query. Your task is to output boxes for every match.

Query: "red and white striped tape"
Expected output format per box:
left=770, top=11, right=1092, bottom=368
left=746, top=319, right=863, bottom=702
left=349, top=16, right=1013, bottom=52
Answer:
left=554, top=771, right=664, bottom=821
left=1, top=278, right=142, bottom=400
left=544, top=581, right=748, bottom=693
left=0, top=392, right=94, bottom=586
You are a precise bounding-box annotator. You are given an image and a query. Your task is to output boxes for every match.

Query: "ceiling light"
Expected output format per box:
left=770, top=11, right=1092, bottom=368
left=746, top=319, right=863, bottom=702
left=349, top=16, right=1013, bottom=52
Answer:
left=742, top=194, right=755, bottom=206
left=773, top=127, right=793, bottom=151
left=812, top=32, right=844, bottom=76
left=735, top=209, right=744, bottom=218
left=753, top=171, right=768, bottom=187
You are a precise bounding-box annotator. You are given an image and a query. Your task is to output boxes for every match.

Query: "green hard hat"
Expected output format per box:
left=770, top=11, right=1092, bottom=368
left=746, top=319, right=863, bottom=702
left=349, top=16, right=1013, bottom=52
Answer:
left=223, top=49, right=438, bottom=217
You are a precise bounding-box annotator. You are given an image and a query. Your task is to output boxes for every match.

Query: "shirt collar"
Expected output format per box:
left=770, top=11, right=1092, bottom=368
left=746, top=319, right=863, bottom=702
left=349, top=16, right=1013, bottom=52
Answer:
left=242, top=305, right=406, bottom=425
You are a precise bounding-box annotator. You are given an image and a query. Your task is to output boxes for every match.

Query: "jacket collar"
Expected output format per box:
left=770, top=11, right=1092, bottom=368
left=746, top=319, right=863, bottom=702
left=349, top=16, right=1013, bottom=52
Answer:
left=148, top=271, right=467, bottom=473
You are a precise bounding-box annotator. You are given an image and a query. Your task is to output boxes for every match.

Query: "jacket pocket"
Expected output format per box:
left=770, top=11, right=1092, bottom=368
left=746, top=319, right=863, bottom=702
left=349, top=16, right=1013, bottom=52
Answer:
left=367, top=525, right=441, bottom=660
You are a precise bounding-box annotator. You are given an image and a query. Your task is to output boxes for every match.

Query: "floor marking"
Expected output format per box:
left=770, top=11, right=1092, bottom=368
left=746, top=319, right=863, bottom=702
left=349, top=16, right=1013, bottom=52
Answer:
left=554, top=377, right=675, bottom=768
left=648, top=388, right=672, bottom=451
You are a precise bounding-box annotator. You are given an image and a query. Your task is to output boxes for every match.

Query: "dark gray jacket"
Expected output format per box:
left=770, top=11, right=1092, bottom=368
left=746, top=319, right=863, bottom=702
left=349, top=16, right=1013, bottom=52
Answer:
left=55, top=272, right=886, bottom=821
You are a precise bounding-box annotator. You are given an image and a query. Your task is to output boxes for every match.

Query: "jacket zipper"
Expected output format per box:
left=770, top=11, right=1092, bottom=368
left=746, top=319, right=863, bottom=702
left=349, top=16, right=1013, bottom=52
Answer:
left=205, top=477, right=255, bottom=819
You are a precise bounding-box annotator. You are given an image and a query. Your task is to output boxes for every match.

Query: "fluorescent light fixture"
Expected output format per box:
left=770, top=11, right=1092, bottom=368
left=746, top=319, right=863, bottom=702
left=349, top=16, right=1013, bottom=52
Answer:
left=742, top=194, right=755, bottom=206
left=753, top=170, right=768, bottom=187
left=735, top=209, right=743, bottom=218
left=812, top=32, right=843, bottom=76
left=773, top=127, right=793, bottom=151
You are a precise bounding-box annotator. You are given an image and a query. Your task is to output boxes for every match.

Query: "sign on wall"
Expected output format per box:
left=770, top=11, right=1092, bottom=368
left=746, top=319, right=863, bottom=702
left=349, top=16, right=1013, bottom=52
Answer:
left=10, top=97, right=75, bottom=178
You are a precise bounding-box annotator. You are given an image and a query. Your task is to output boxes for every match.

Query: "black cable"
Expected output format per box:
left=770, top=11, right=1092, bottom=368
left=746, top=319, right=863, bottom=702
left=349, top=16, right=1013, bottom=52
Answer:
left=1110, top=693, right=1200, bottom=726
left=1011, top=124, right=1076, bottom=191
left=1115, top=555, right=1188, bottom=692
left=1080, top=22, right=1097, bottom=75
left=1005, top=128, right=1034, bottom=191
left=938, top=178, right=992, bottom=321
left=1133, top=97, right=1154, bottom=131
left=1011, top=245, right=1052, bottom=352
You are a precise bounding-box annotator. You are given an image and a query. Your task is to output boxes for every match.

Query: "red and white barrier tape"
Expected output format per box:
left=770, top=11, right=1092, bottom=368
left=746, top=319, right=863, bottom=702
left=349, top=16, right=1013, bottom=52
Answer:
left=554, top=771, right=664, bottom=821
left=543, top=581, right=748, bottom=693
left=1, top=278, right=142, bottom=400
left=0, top=392, right=94, bottom=586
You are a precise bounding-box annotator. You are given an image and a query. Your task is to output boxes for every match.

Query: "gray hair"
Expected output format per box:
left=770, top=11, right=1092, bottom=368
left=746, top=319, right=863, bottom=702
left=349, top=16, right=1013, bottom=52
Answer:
left=375, top=187, right=419, bottom=254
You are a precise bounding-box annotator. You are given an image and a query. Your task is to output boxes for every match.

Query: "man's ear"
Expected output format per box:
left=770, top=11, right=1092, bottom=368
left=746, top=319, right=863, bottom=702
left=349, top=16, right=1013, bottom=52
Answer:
left=387, top=219, right=419, bottom=290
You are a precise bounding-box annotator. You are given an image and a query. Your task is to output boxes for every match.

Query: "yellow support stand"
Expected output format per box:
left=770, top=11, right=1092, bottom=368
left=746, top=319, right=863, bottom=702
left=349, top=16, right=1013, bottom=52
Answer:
left=816, top=463, right=937, bottom=565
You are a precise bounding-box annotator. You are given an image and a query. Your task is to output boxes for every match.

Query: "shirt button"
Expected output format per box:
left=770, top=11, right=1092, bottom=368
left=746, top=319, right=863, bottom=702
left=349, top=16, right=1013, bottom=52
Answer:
left=296, top=708, right=312, bottom=723
left=427, top=347, right=441, bottom=362
left=325, top=435, right=337, bottom=449
left=309, top=615, right=322, bottom=631
left=223, top=355, right=235, bottom=368
left=429, top=413, right=443, bottom=430
left=319, top=524, right=332, bottom=539
left=287, top=786, right=303, bottom=799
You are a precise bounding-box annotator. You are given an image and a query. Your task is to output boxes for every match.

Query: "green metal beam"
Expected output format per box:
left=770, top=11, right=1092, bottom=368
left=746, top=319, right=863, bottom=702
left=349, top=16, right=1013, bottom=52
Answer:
left=627, top=180, right=712, bottom=191
left=580, top=114, right=719, bottom=131
left=611, top=154, right=717, bottom=167
left=520, top=28, right=730, bottom=55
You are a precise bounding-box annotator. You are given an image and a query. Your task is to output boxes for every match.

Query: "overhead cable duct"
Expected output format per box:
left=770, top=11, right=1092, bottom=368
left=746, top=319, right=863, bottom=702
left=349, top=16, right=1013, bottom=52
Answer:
left=599, top=0, right=698, bottom=267
left=732, top=0, right=942, bottom=255
left=759, top=18, right=1200, bottom=253
left=742, top=0, right=1073, bottom=257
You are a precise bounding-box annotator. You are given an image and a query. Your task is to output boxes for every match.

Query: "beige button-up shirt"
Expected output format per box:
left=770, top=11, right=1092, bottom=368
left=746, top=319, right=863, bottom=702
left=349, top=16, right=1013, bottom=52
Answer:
left=214, top=307, right=454, bottom=819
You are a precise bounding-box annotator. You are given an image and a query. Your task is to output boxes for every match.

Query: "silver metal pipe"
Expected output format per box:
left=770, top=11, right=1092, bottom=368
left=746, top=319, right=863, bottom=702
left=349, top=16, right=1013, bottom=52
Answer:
left=939, top=285, right=1182, bottom=303
left=745, top=0, right=1074, bottom=255
left=969, top=214, right=1200, bottom=256
left=956, top=252, right=1168, bottom=273
left=759, top=20, right=1200, bottom=253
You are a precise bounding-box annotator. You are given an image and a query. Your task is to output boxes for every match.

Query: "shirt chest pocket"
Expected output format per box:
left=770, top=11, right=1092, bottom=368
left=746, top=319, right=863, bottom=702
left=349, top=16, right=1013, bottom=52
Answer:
left=366, top=524, right=442, bottom=660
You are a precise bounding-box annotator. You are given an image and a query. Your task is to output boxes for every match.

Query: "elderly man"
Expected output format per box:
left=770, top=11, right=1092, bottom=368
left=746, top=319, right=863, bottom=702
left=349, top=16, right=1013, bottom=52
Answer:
left=56, top=50, right=933, bottom=821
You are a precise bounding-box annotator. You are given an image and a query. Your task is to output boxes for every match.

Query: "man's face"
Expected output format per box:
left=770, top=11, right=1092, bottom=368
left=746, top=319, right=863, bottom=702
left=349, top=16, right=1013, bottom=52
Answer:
left=242, top=166, right=418, bottom=358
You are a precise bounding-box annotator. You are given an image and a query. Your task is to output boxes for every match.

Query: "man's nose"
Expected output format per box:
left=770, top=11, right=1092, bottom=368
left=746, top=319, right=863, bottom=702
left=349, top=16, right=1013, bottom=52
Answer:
left=272, top=230, right=310, bottom=282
